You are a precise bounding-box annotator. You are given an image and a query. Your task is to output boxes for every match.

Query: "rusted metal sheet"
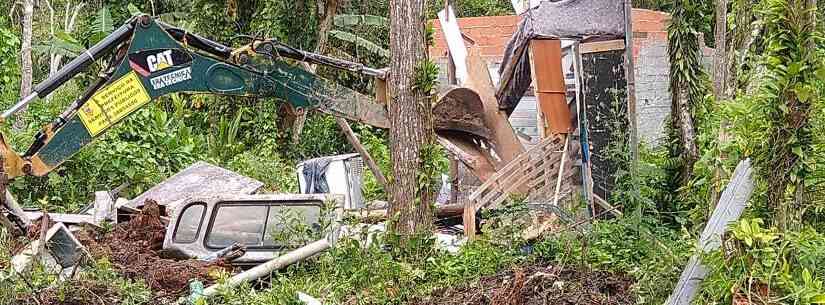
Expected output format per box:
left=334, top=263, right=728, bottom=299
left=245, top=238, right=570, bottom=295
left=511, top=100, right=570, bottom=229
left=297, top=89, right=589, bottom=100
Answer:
left=127, top=162, right=264, bottom=210
left=530, top=39, right=572, bottom=135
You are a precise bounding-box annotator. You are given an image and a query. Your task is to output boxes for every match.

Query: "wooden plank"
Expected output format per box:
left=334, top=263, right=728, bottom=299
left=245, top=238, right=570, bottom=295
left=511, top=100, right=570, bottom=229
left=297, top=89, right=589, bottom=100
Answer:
left=580, top=39, right=626, bottom=54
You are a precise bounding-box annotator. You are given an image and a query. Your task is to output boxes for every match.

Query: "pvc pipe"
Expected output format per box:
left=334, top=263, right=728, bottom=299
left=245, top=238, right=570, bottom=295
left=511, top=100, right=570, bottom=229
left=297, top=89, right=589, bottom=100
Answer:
left=201, top=238, right=331, bottom=297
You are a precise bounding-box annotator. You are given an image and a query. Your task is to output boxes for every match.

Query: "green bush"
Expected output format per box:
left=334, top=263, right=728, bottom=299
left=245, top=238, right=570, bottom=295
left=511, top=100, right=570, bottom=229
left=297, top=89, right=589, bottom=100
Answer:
left=698, top=218, right=825, bottom=305
left=534, top=218, right=692, bottom=304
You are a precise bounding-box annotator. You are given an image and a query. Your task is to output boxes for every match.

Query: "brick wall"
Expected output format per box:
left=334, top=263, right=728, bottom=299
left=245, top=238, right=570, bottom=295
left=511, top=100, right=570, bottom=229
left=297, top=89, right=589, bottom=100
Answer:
left=632, top=9, right=671, bottom=147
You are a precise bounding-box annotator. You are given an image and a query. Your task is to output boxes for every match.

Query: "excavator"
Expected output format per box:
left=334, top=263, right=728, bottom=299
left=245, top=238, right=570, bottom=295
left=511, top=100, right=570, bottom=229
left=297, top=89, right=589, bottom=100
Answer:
left=0, top=14, right=491, bottom=233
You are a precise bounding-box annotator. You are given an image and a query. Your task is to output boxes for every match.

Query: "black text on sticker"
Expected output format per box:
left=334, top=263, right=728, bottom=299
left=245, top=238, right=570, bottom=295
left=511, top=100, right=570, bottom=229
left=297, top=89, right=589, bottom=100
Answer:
left=150, top=67, right=192, bottom=90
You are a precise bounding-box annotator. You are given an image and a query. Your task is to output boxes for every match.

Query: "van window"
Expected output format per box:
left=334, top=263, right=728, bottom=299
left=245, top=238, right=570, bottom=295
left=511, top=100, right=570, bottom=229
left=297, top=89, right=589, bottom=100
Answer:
left=263, top=206, right=322, bottom=247
left=173, top=203, right=205, bottom=243
left=207, top=205, right=267, bottom=248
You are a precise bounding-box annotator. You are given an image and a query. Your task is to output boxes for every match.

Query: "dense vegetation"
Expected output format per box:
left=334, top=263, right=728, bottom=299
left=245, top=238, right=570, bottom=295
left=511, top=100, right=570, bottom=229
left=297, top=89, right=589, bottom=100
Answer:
left=0, top=0, right=824, bottom=304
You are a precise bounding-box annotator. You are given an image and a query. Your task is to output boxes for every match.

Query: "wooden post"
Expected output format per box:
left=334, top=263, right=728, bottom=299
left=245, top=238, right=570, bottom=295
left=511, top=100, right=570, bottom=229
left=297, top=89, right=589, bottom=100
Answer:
left=623, top=0, right=639, bottom=171
left=335, top=117, right=389, bottom=193
left=463, top=198, right=477, bottom=240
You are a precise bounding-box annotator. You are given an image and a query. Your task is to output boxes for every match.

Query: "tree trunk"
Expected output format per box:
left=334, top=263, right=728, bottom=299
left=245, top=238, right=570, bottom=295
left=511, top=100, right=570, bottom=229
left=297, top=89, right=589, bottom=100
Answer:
left=387, top=0, right=434, bottom=235
left=49, top=2, right=85, bottom=77
left=291, top=0, right=340, bottom=144
left=673, top=86, right=699, bottom=182
left=712, top=0, right=728, bottom=101
left=19, top=0, right=34, bottom=97
left=711, top=0, right=728, bottom=207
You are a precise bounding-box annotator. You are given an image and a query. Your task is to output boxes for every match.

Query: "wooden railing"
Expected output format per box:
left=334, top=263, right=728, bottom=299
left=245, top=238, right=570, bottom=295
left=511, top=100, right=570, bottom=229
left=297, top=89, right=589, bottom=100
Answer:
left=463, top=134, right=576, bottom=238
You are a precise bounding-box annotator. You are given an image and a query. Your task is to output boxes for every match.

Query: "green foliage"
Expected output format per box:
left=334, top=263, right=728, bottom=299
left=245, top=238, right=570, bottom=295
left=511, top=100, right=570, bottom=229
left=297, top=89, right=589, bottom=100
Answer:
left=211, top=230, right=518, bottom=305
left=334, top=14, right=388, bottom=27
left=754, top=0, right=823, bottom=228
left=413, top=59, right=440, bottom=94
left=633, top=0, right=672, bottom=11
left=0, top=27, right=19, bottom=95
left=534, top=218, right=692, bottom=304
left=91, top=6, right=114, bottom=45
left=329, top=30, right=390, bottom=58
left=426, top=0, right=513, bottom=19
left=698, top=218, right=825, bottom=304
left=0, top=235, right=152, bottom=305
left=668, top=1, right=710, bottom=116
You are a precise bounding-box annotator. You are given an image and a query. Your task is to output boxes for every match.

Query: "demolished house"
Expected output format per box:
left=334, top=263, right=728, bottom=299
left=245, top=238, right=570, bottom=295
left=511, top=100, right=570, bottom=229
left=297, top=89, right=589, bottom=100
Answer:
left=0, top=1, right=651, bottom=301
left=428, top=0, right=637, bottom=238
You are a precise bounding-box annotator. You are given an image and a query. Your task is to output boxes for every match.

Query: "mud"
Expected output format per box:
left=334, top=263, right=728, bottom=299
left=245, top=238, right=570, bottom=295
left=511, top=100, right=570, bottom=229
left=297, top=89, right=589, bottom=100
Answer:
left=76, top=200, right=231, bottom=300
left=412, top=263, right=635, bottom=305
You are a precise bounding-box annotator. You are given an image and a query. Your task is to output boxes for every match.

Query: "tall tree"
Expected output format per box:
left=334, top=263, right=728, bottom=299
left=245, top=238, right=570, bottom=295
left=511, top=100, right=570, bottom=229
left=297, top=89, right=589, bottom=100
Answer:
left=291, top=0, right=340, bottom=144
left=713, top=0, right=728, bottom=100
left=43, top=0, right=85, bottom=77
left=387, top=0, right=435, bottom=236
left=758, top=0, right=820, bottom=231
left=19, top=0, right=34, bottom=98
left=668, top=0, right=703, bottom=182
left=711, top=0, right=728, bottom=206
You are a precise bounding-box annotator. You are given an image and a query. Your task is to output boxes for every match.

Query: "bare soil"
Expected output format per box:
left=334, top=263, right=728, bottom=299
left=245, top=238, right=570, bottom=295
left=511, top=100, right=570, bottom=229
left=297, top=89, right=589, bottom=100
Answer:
left=75, top=200, right=231, bottom=300
left=412, top=263, right=635, bottom=305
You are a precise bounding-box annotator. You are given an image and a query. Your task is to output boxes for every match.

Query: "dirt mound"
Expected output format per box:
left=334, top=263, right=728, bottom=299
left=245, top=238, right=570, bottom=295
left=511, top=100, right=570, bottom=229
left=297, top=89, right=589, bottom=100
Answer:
left=413, top=264, right=634, bottom=305
left=77, top=200, right=230, bottom=299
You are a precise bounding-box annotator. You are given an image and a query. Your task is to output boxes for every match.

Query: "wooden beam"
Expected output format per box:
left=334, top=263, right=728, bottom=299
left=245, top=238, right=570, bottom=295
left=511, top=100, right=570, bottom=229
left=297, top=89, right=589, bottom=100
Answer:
left=335, top=117, right=389, bottom=193
left=623, top=0, right=640, bottom=174
left=580, top=39, right=626, bottom=54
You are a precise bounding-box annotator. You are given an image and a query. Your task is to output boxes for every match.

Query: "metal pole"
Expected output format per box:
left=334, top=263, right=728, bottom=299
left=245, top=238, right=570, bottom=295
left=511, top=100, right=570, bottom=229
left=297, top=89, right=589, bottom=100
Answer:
left=200, top=238, right=332, bottom=297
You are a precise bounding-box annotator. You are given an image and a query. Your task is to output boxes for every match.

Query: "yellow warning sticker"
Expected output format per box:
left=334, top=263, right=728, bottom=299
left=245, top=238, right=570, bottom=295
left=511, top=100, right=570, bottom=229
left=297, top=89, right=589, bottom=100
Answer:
left=78, top=71, right=151, bottom=136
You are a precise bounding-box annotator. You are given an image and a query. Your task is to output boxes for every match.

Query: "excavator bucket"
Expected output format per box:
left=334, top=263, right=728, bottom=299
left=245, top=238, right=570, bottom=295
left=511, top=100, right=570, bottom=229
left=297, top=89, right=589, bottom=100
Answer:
left=434, top=87, right=491, bottom=140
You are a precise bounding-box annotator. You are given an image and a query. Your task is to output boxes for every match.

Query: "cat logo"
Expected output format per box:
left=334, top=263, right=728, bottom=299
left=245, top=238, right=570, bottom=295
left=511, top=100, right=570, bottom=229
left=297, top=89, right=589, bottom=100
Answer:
left=147, top=50, right=174, bottom=72
left=128, top=49, right=193, bottom=77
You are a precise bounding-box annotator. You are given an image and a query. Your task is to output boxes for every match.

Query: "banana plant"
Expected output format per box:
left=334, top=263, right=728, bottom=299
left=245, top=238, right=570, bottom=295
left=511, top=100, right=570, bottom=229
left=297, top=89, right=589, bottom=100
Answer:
left=329, top=14, right=389, bottom=59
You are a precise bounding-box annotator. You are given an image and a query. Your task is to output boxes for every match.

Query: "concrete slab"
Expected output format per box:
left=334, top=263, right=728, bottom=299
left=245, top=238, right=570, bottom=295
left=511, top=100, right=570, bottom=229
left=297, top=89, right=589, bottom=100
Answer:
left=126, top=161, right=263, bottom=211
left=12, top=223, right=90, bottom=276
left=24, top=212, right=95, bottom=225
left=93, top=191, right=116, bottom=224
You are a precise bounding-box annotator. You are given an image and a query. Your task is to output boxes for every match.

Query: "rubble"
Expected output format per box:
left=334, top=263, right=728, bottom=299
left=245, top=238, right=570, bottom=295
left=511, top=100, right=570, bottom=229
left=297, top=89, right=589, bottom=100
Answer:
left=162, top=194, right=336, bottom=265
left=11, top=222, right=90, bottom=280
left=76, top=200, right=231, bottom=300
left=411, top=263, right=634, bottom=305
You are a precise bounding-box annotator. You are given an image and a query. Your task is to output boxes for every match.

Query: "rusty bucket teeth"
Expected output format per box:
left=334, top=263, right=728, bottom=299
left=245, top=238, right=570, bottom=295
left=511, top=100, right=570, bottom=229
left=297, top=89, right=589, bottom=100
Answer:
left=434, top=87, right=491, bottom=140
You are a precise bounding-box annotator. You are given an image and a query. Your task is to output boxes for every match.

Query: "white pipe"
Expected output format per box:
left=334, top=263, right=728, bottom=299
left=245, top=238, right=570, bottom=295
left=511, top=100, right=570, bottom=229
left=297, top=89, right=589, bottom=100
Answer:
left=201, top=238, right=332, bottom=297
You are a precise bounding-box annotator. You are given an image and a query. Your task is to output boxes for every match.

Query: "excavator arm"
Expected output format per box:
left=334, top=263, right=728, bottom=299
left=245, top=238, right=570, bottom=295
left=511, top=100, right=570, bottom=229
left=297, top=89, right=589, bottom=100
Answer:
left=0, top=15, right=391, bottom=179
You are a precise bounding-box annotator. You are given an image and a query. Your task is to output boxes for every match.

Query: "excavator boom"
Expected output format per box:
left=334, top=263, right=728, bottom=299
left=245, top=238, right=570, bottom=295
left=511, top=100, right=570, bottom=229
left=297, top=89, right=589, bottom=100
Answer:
left=0, top=15, right=394, bottom=179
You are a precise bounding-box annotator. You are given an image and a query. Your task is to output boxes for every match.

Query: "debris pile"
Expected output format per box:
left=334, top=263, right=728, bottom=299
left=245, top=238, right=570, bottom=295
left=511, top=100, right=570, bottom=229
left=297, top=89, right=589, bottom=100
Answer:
left=412, top=264, right=634, bottom=305
left=76, top=200, right=231, bottom=298
left=19, top=279, right=123, bottom=305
